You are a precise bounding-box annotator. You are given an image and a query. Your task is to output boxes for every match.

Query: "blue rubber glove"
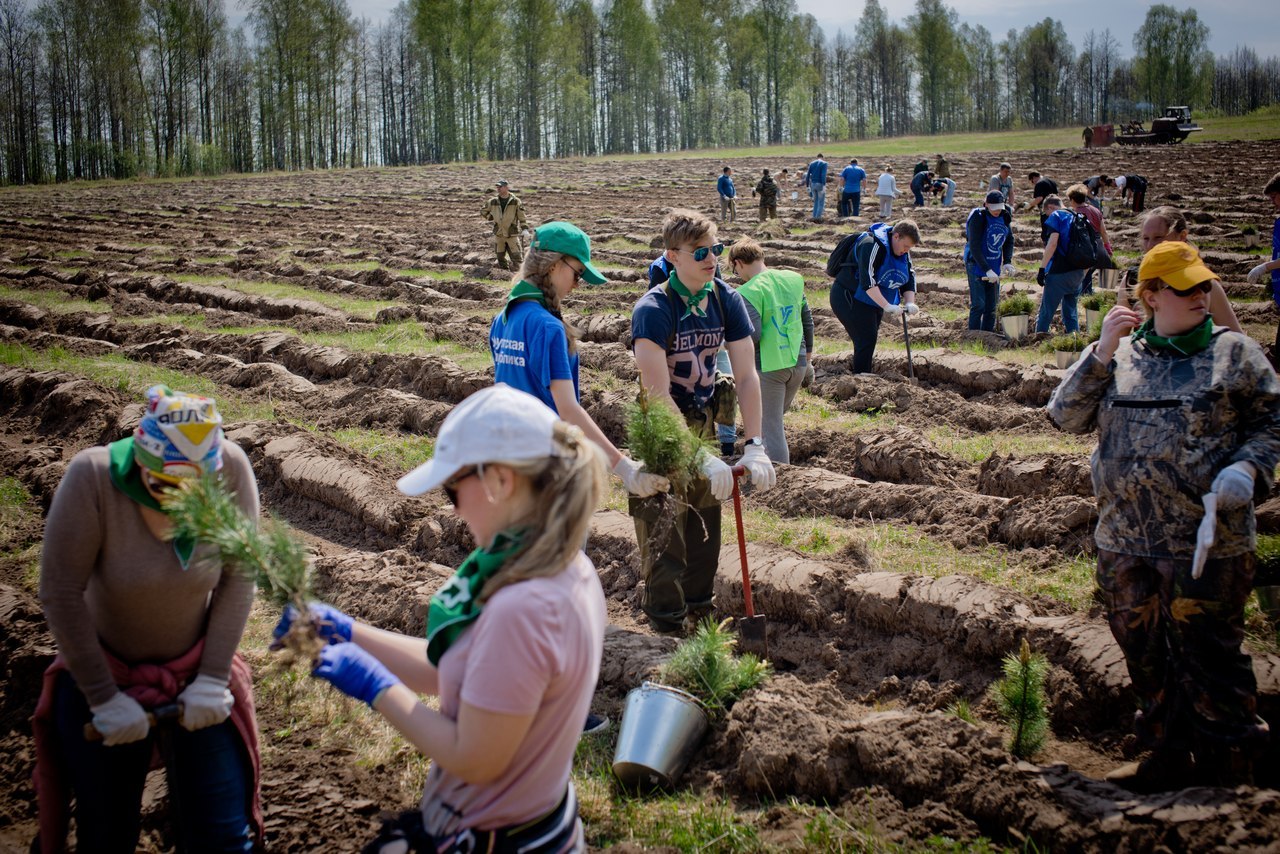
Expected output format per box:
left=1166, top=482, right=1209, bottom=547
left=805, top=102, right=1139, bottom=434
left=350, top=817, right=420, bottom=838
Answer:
left=312, top=643, right=400, bottom=707
left=271, top=603, right=353, bottom=649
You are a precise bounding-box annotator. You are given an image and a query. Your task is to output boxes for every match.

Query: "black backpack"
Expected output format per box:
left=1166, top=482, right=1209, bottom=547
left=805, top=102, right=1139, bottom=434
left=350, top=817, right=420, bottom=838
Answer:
left=1058, top=212, right=1100, bottom=271
left=826, top=232, right=860, bottom=278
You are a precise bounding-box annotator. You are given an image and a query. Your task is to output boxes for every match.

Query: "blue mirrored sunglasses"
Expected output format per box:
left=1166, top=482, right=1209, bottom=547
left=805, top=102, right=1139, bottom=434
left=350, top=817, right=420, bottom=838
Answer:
left=682, top=243, right=724, bottom=262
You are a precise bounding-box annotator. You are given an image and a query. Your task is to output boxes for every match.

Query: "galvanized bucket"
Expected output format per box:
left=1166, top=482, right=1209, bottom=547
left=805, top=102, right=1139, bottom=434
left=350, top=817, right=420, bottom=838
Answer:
left=1055, top=350, right=1081, bottom=369
left=1000, top=314, right=1029, bottom=340
left=611, top=682, right=709, bottom=791
left=1097, top=267, right=1118, bottom=290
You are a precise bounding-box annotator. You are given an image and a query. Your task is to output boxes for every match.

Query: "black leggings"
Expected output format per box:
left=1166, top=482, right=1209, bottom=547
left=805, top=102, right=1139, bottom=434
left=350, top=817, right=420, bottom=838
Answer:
left=829, top=282, right=884, bottom=374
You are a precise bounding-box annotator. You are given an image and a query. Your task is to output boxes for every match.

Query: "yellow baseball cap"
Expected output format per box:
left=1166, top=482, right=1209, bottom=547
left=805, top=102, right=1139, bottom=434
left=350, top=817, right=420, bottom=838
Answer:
left=1137, top=241, right=1217, bottom=292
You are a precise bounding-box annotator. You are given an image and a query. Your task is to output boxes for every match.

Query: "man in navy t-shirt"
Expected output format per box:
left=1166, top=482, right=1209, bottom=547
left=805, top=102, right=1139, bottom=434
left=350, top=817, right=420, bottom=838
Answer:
left=629, top=208, right=776, bottom=634
left=839, top=159, right=867, bottom=218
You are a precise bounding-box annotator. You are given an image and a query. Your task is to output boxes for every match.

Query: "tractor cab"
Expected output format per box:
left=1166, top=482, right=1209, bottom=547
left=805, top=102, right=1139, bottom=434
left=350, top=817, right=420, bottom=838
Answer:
left=1162, top=106, right=1192, bottom=124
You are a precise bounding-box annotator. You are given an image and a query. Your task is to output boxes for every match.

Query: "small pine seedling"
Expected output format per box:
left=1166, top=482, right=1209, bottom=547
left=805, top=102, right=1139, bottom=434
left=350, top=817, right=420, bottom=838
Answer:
left=658, top=617, right=772, bottom=719
left=625, top=387, right=706, bottom=497
left=989, top=637, right=1050, bottom=759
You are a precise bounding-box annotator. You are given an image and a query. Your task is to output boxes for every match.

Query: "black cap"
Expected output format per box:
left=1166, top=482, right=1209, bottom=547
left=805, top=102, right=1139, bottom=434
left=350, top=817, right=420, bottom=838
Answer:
left=496, top=180, right=509, bottom=187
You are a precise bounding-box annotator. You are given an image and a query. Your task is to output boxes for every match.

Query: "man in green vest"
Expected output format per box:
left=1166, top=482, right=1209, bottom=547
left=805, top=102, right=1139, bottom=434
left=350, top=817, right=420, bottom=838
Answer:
left=482, top=180, right=530, bottom=270
left=728, top=237, right=814, bottom=464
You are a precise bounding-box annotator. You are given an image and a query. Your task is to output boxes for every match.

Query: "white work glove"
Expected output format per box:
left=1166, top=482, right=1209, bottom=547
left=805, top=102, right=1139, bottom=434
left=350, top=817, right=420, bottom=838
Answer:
left=698, top=449, right=735, bottom=502
left=611, top=455, right=669, bottom=498
left=802, top=360, right=816, bottom=388
left=1247, top=262, right=1269, bottom=284
left=882, top=303, right=903, bottom=316
left=90, top=692, right=150, bottom=746
left=902, top=302, right=919, bottom=315
left=1192, top=493, right=1217, bottom=580
left=1001, top=263, right=1016, bottom=278
left=177, top=674, right=234, bottom=731
left=984, top=270, right=1001, bottom=283
left=739, top=443, right=777, bottom=492
left=520, top=229, right=531, bottom=242
left=1211, top=461, right=1256, bottom=511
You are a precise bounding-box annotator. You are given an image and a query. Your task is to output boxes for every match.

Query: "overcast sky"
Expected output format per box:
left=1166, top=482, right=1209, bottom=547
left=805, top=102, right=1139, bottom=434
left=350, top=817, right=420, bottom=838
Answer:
left=232, top=0, right=1278, bottom=59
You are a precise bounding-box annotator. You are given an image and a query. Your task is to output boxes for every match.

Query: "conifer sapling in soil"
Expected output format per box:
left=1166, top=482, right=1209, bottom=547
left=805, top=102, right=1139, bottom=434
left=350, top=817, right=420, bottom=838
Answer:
left=990, top=638, right=1050, bottom=759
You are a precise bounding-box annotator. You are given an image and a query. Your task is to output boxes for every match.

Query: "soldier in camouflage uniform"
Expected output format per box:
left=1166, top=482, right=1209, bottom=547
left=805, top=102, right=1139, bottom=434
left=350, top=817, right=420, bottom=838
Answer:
left=1049, top=240, right=1280, bottom=791
left=481, top=180, right=529, bottom=270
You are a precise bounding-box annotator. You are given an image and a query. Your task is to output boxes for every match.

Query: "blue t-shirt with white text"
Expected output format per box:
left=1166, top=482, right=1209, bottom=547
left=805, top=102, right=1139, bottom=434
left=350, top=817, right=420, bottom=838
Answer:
left=489, top=300, right=578, bottom=412
left=631, top=278, right=753, bottom=412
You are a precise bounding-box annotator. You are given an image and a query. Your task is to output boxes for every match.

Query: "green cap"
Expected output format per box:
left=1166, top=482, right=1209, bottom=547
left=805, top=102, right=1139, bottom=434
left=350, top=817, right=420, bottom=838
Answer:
left=529, top=222, right=607, bottom=285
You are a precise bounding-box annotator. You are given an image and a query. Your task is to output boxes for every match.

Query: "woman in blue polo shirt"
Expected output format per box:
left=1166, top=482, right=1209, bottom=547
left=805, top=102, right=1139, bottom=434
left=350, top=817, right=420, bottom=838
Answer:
left=490, top=222, right=667, bottom=501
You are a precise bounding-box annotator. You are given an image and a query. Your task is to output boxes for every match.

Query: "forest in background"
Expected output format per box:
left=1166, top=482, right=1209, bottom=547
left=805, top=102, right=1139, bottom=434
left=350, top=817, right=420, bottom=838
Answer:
left=0, top=0, right=1278, bottom=185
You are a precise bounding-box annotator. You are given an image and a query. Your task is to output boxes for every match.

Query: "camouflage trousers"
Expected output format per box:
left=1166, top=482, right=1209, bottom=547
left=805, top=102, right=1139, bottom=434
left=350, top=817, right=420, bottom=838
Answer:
left=494, top=235, right=522, bottom=270
left=1097, top=549, right=1270, bottom=753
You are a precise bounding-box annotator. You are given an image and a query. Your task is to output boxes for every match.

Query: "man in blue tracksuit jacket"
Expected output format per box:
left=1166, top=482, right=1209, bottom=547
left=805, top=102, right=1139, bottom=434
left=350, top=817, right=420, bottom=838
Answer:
left=828, top=221, right=921, bottom=373
left=963, top=190, right=1015, bottom=331
left=717, top=166, right=736, bottom=223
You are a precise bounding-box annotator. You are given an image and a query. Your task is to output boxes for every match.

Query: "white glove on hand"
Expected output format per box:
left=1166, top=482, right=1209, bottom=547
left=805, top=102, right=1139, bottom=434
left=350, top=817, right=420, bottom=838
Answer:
left=611, top=455, right=669, bottom=498
left=882, top=303, right=903, bottom=316
left=1211, top=461, right=1256, bottom=511
left=802, top=360, right=816, bottom=388
left=178, top=674, right=234, bottom=731
left=90, top=692, right=150, bottom=746
left=1247, top=262, right=1269, bottom=284
left=1001, top=263, right=1015, bottom=278
left=740, top=443, right=777, bottom=491
left=698, top=450, right=735, bottom=502
left=521, top=229, right=531, bottom=242
left=902, top=302, right=919, bottom=315
left=984, top=270, right=1000, bottom=283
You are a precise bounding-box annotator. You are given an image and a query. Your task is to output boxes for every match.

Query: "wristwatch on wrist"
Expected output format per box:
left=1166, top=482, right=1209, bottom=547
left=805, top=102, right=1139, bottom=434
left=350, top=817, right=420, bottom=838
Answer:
left=744, top=437, right=765, bottom=448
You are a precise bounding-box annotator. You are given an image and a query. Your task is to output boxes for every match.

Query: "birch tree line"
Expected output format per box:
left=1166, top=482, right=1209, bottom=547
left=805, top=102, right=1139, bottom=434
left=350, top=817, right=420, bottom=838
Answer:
left=1, top=0, right=1277, bottom=185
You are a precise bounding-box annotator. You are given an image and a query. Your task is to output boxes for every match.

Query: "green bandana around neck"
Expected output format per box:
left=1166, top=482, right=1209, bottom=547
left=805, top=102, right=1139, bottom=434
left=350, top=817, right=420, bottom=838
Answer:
left=1131, top=316, right=1214, bottom=357
left=425, top=529, right=528, bottom=666
left=667, top=271, right=715, bottom=319
left=107, top=437, right=196, bottom=567
left=500, top=280, right=546, bottom=321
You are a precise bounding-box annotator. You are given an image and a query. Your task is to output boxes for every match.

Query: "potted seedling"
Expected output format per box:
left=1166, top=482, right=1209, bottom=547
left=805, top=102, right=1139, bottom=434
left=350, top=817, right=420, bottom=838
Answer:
left=626, top=388, right=709, bottom=556
left=164, top=475, right=320, bottom=663
left=1242, top=224, right=1260, bottom=249
left=997, top=292, right=1035, bottom=341
left=612, top=618, right=771, bottom=791
left=1045, top=332, right=1088, bottom=369
left=1081, top=290, right=1116, bottom=332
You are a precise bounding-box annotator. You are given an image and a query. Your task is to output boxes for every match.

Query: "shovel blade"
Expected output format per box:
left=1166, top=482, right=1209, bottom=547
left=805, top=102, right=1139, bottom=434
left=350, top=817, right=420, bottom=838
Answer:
left=737, top=614, right=769, bottom=659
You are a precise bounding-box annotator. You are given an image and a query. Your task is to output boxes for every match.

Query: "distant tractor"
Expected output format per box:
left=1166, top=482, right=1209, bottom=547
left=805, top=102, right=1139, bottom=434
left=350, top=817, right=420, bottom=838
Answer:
left=1116, top=106, right=1204, bottom=145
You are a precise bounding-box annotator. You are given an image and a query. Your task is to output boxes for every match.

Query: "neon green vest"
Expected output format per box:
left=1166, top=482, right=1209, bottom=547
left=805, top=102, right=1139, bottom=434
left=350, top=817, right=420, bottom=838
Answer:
left=738, top=269, right=806, bottom=372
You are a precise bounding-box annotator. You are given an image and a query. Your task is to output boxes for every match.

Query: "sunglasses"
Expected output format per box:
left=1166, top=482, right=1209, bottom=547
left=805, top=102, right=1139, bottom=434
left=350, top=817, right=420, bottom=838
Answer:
left=442, top=466, right=481, bottom=506
left=1164, top=281, right=1212, bottom=297
left=680, top=244, right=724, bottom=262
left=562, top=259, right=584, bottom=283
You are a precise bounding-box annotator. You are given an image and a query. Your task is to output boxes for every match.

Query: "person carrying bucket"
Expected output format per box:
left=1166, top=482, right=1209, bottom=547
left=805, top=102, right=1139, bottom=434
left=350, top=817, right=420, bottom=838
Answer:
left=276, top=385, right=607, bottom=852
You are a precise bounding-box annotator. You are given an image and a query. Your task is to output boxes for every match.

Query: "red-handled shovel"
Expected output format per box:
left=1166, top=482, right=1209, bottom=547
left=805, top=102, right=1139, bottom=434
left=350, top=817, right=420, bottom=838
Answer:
left=730, top=465, right=768, bottom=658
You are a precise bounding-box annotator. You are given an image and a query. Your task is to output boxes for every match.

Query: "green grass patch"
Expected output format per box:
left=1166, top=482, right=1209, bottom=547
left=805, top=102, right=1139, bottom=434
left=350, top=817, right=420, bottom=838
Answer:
left=322, top=259, right=382, bottom=272
left=0, top=342, right=276, bottom=423
left=925, top=425, right=1093, bottom=463
left=427, top=269, right=465, bottom=282
left=53, top=249, right=92, bottom=260
left=193, top=255, right=235, bottom=264
left=785, top=390, right=898, bottom=431
left=0, top=476, right=41, bottom=593
left=599, top=236, right=651, bottom=252
left=325, top=428, right=434, bottom=473
left=171, top=274, right=399, bottom=320
left=0, top=284, right=102, bottom=315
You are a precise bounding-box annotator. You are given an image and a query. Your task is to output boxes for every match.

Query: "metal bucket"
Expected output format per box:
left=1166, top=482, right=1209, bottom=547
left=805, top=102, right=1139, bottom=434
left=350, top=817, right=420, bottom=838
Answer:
left=1055, top=350, right=1081, bottom=369
left=1084, top=308, right=1101, bottom=331
left=612, top=682, right=709, bottom=791
left=1000, top=314, right=1029, bottom=340
left=1097, top=267, right=1118, bottom=290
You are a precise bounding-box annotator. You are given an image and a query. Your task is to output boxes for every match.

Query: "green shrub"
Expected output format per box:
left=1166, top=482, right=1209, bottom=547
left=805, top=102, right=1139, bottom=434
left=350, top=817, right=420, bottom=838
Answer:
left=1043, top=332, right=1088, bottom=353
left=997, top=292, right=1035, bottom=317
left=1080, top=290, right=1116, bottom=312
left=658, top=617, right=772, bottom=719
left=1241, top=224, right=1258, bottom=236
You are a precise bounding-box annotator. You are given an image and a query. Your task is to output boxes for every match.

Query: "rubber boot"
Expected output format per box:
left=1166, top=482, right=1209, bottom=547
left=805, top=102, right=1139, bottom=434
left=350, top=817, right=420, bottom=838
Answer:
left=1104, top=749, right=1196, bottom=793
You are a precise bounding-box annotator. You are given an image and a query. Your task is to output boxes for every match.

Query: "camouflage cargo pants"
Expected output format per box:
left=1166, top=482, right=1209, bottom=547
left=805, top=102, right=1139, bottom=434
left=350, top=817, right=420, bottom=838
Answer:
left=494, top=235, right=522, bottom=270
left=1096, top=549, right=1269, bottom=753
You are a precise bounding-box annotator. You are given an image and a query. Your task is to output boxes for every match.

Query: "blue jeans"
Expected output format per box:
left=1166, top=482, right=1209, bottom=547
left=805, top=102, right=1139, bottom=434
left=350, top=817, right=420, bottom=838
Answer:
left=54, top=671, right=254, bottom=853
left=1037, top=268, right=1087, bottom=333
left=812, top=185, right=826, bottom=218
left=967, top=266, right=998, bottom=332
left=912, top=187, right=925, bottom=206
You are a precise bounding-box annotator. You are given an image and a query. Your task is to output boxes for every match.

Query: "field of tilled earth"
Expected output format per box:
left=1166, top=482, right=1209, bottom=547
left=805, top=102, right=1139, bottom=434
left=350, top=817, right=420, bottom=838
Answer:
left=3, top=139, right=1280, bottom=852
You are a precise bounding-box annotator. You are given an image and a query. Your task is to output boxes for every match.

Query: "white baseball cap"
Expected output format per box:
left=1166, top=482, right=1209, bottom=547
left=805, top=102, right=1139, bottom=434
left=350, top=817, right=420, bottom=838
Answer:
left=1114, top=175, right=1127, bottom=190
left=397, top=385, right=561, bottom=496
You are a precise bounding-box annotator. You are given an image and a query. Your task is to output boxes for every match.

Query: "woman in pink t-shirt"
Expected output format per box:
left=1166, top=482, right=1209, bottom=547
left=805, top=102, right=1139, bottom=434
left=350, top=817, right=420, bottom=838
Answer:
left=274, top=385, right=607, bottom=853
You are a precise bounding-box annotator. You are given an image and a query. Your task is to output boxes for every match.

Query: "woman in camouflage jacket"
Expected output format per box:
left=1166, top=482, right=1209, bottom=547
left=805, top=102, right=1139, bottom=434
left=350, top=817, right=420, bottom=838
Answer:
left=1049, top=240, right=1280, bottom=792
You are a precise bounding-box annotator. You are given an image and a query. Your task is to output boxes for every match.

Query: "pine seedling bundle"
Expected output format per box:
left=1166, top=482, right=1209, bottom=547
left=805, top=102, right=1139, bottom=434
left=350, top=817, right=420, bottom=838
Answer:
left=625, top=388, right=710, bottom=553
left=658, top=617, right=771, bottom=719
left=990, top=638, right=1050, bottom=759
